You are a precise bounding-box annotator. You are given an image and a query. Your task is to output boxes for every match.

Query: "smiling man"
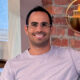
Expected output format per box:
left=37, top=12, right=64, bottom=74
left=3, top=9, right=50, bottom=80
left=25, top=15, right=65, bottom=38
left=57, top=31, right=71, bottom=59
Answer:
left=0, top=6, right=80, bottom=80
left=25, top=10, right=52, bottom=55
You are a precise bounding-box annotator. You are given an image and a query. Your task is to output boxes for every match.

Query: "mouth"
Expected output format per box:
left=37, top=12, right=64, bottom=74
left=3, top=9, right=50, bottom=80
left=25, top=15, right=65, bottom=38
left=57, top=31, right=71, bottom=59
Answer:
left=32, top=32, right=46, bottom=39
left=35, top=34, right=44, bottom=39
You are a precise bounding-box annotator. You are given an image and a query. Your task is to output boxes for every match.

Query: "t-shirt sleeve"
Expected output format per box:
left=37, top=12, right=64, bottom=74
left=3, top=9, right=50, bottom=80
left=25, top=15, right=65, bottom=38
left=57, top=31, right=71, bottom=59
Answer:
left=70, top=48, right=80, bottom=75
left=0, top=61, right=15, bottom=80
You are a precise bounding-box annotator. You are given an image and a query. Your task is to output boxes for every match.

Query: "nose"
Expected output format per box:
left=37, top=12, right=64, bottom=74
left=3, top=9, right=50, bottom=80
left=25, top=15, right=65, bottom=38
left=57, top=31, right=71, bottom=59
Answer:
left=36, top=24, right=43, bottom=32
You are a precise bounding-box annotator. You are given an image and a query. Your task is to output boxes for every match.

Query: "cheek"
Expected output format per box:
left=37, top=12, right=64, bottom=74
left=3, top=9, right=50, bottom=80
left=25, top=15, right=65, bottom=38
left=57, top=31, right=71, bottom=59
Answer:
left=46, top=29, right=51, bottom=33
left=28, top=28, right=34, bottom=33
left=26, top=29, right=33, bottom=36
left=46, top=28, right=52, bottom=35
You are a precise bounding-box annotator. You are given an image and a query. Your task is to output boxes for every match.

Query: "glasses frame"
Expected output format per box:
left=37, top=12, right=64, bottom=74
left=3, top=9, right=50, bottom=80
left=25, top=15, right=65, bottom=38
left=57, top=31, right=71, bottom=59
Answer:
left=27, top=22, right=51, bottom=29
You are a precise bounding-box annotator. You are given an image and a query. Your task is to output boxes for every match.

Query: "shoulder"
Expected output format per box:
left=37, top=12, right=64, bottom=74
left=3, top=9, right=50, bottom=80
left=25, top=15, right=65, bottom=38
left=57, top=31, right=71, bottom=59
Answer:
left=51, top=45, right=72, bottom=54
left=3, top=49, right=29, bottom=73
left=51, top=45, right=79, bottom=53
left=51, top=45, right=80, bottom=59
left=6, top=49, right=28, bottom=65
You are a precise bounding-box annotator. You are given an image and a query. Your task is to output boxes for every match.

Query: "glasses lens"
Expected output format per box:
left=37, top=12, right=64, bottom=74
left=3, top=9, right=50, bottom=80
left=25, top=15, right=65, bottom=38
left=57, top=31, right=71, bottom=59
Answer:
left=41, top=22, right=50, bottom=28
left=29, top=22, right=50, bottom=29
left=31, top=22, right=38, bottom=27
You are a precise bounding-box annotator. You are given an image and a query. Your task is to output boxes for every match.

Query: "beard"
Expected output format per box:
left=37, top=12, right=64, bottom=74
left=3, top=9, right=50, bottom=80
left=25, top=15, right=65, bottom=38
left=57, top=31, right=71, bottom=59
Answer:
left=30, top=38, right=50, bottom=47
left=29, top=31, right=50, bottom=48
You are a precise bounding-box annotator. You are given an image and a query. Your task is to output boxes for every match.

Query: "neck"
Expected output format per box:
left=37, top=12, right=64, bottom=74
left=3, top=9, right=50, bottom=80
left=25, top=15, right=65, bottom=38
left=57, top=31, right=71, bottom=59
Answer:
left=29, top=43, right=51, bottom=55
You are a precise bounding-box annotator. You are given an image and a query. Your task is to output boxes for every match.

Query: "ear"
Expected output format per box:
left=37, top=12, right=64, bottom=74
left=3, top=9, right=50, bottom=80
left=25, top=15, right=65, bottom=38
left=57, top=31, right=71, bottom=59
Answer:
left=50, top=26, right=54, bottom=35
left=24, top=25, right=28, bottom=35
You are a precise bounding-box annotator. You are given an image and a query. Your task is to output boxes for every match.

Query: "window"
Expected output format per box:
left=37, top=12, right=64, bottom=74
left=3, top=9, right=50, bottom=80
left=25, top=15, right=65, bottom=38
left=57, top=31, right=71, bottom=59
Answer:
left=0, top=0, right=8, bottom=41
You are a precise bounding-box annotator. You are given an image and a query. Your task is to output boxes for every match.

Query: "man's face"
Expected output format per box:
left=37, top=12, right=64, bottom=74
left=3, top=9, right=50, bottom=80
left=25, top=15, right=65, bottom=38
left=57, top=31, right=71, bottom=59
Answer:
left=25, top=11, right=52, bottom=47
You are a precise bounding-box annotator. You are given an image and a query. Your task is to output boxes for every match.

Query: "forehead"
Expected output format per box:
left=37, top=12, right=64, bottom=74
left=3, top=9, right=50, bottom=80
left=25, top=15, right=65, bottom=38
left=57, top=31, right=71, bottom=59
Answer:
left=29, top=11, right=49, bottom=23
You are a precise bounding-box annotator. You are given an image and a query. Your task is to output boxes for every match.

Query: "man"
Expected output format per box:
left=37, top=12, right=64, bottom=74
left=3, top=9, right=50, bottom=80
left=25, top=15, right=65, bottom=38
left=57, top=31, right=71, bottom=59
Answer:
left=0, top=6, right=80, bottom=80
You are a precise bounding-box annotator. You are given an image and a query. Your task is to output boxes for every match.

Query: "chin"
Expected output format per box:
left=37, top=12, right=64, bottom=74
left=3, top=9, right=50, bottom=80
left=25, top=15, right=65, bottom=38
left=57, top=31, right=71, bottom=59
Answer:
left=32, top=39, right=49, bottom=47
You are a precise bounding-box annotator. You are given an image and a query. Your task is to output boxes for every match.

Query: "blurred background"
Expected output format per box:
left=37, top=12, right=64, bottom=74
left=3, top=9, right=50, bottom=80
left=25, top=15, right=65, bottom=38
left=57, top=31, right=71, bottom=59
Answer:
left=0, top=0, right=8, bottom=59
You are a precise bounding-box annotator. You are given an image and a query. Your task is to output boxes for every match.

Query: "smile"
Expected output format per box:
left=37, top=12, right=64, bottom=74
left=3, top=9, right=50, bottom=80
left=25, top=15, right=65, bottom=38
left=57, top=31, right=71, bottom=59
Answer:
left=32, top=32, right=46, bottom=39
left=35, top=34, right=44, bottom=39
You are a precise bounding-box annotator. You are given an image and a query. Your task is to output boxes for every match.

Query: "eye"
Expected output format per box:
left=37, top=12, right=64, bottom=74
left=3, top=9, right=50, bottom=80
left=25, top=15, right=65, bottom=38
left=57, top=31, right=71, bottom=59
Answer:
left=31, top=22, right=38, bottom=27
left=41, top=22, right=49, bottom=27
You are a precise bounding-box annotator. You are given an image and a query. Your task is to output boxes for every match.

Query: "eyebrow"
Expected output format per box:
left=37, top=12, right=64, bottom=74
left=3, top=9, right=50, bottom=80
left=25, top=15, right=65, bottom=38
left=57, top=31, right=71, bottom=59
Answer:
left=31, top=21, right=49, bottom=23
left=31, top=22, right=38, bottom=23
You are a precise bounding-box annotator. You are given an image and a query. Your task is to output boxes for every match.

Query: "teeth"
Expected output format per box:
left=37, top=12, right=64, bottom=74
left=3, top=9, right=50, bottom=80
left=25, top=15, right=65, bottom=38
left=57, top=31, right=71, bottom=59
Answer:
left=35, top=34, right=43, bottom=38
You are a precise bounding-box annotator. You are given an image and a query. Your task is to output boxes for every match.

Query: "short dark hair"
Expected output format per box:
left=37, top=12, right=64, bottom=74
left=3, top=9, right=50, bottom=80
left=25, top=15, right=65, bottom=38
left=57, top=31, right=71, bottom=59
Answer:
left=26, top=6, right=52, bottom=27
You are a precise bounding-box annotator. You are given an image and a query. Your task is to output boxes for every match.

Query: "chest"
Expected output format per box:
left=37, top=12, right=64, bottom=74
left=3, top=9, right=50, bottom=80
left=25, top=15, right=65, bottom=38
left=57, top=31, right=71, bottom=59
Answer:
left=14, top=57, right=78, bottom=80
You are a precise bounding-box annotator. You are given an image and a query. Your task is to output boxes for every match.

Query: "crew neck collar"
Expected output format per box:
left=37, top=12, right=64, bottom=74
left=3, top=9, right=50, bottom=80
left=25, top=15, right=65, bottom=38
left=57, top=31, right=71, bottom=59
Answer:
left=26, top=46, right=53, bottom=58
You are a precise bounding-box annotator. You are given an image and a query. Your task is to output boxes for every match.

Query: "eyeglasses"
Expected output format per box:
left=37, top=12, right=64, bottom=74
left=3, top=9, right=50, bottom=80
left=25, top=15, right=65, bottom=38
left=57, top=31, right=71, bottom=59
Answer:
left=28, top=22, right=51, bottom=29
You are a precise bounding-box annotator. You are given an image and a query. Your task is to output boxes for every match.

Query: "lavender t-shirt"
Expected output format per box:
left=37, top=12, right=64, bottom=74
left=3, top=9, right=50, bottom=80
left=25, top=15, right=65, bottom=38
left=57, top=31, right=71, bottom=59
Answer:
left=0, top=46, right=80, bottom=80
